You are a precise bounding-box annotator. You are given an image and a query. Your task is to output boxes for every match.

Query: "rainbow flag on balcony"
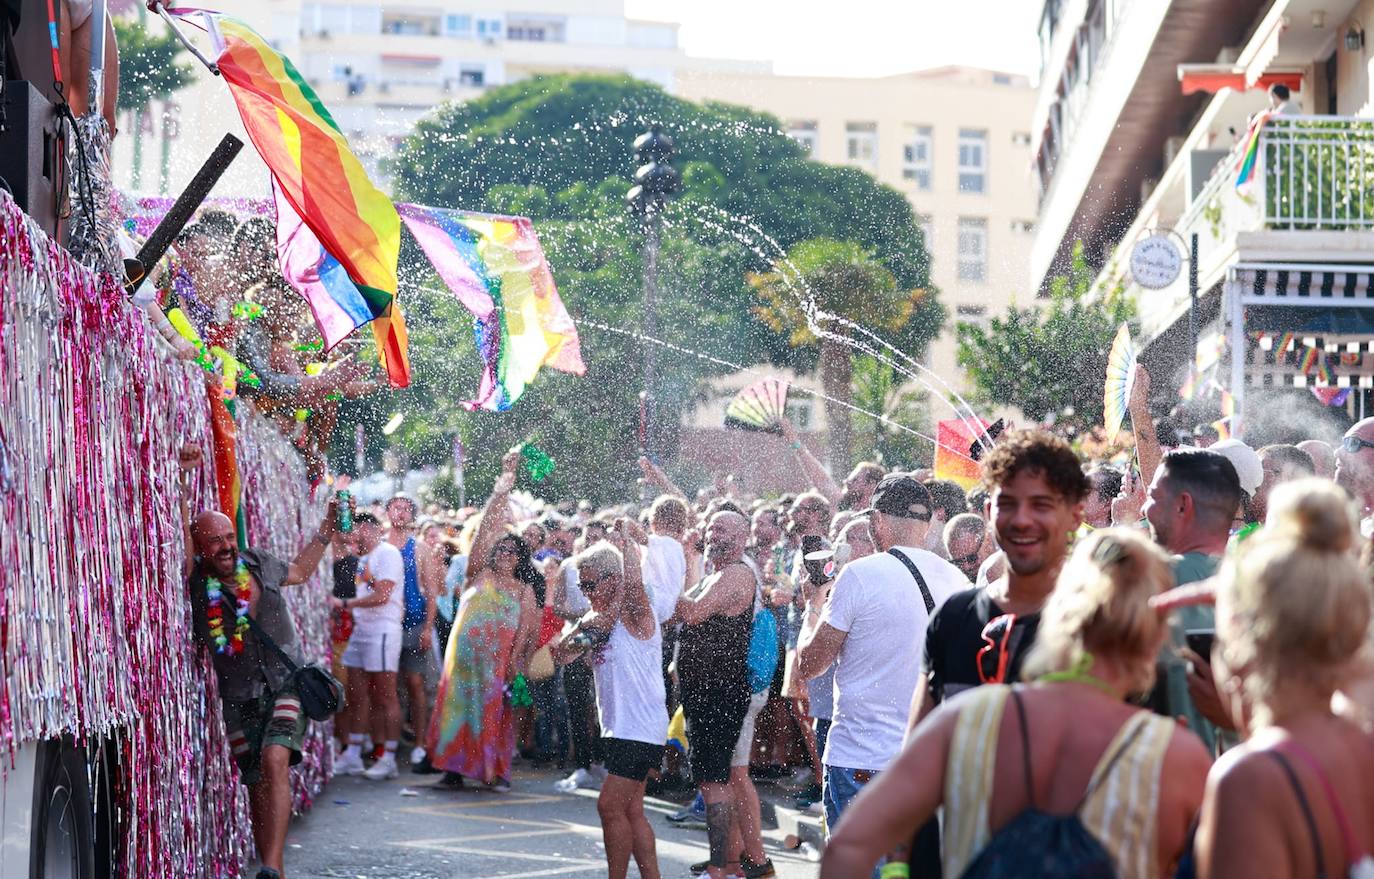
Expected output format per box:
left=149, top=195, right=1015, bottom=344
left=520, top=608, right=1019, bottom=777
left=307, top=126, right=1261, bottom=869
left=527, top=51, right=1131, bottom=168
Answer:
left=191, top=11, right=408, bottom=386
left=1235, top=109, right=1275, bottom=190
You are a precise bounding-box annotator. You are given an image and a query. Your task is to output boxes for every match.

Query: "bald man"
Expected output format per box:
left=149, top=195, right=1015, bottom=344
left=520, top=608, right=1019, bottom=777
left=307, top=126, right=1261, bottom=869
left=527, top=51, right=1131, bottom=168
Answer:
left=179, top=445, right=346, bottom=879
left=1338, top=420, right=1374, bottom=531
left=1297, top=439, right=1337, bottom=480
left=672, top=511, right=772, bottom=879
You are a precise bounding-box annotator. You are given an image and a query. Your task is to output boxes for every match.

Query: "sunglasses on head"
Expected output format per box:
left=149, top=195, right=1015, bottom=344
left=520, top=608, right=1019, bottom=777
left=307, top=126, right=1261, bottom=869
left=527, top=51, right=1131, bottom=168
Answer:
left=1344, top=436, right=1374, bottom=454
left=977, top=613, right=1019, bottom=685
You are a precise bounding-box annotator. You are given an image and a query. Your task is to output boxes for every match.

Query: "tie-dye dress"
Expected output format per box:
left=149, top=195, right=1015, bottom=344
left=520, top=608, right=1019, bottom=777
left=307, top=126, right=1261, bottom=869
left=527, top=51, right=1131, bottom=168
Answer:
left=427, top=578, right=523, bottom=783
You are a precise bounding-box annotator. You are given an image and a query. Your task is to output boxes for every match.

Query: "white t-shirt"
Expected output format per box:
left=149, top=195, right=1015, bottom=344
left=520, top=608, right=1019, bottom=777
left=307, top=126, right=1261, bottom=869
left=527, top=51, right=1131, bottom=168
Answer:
left=352, top=541, right=406, bottom=634
left=644, top=534, right=686, bottom=623
left=593, top=613, right=669, bottom=745
left=820, top=545, right=968, bottom=771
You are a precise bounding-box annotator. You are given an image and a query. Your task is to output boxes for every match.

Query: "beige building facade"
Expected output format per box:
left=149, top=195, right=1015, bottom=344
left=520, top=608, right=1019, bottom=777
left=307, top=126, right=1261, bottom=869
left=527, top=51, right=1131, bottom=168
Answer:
left=111, top=0, right=766, bottom=196
left=676, top=66, right=1040, bottom=402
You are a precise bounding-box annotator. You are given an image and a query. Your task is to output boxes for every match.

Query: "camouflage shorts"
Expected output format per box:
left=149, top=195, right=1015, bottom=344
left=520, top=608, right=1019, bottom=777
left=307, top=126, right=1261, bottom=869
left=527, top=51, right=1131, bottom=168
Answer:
left=223, top=686, right=306, bottom=786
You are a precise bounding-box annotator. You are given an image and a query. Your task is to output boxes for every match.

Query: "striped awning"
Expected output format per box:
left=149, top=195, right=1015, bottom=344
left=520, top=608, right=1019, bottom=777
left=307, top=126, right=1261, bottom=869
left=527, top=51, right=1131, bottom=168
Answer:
left=1226, top=264, right=1374, bottom=305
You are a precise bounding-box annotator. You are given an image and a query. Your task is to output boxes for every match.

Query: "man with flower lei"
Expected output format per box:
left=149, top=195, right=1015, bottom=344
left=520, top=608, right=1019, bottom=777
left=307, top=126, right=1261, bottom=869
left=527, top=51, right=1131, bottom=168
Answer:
left=178, top=444, right=347, bottom=879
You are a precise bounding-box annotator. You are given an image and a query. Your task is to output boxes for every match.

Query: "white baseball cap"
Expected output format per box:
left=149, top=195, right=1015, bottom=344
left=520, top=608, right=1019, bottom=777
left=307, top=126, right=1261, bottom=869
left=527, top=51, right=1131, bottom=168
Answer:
left=1210, top=439, right=1263, bottom=497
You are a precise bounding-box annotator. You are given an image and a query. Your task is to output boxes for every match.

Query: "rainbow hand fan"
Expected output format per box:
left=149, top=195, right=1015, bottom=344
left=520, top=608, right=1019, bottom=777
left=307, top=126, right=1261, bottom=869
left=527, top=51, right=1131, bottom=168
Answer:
left=1103, top=323, right=1137, bottom=443
left=724, top=377, right=791, bottom=434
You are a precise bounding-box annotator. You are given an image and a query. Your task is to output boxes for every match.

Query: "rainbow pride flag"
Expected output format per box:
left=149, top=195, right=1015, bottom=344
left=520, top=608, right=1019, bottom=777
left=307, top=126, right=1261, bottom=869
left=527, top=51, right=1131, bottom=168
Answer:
left=398, top=204, right=585, bottom=411
left=197, top=12, right=408, bottom=386
left=275, top=184, right=409, bottom=382
left=1235, top=109, right=1275, bottom=190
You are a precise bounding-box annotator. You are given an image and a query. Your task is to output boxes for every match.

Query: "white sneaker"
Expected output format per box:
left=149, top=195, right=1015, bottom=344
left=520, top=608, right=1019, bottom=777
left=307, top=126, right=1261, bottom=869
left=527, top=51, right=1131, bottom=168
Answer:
left=363, top=754, right=399, bottom=780
left=553, top=767, right=595, bottom=793
left=410, top=746, right=427, bottom=764
left=587, top=764, right=608, bottom=787
left=334, top=749, right=366, bottom=776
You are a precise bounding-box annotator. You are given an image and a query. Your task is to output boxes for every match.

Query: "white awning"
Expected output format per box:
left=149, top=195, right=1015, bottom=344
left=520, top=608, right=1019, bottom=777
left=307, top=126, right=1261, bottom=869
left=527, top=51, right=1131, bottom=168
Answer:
left=1225, top=263, right=1374, bottom=307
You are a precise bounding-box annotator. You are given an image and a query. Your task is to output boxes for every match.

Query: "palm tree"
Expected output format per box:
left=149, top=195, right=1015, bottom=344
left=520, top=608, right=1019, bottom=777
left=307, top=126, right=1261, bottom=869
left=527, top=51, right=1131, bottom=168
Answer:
left=751, top=237, right=937, bottom=472
left=114, top=16, right=195, bottom=191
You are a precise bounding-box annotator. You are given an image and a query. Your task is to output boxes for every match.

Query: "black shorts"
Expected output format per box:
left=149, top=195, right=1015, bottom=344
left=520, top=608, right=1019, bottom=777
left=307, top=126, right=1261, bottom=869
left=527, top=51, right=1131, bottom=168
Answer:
left=683, top=694, right=749, bottom=785
left=603, top=737, right=662, bottom=782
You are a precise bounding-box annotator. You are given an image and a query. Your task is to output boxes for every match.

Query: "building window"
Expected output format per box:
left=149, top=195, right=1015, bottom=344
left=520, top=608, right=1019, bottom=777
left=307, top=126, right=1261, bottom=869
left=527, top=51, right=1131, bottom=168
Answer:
left=903, top=125, right=933, bottom=190
left=476, top=18, right=502, bottom=39
left=845, top=122, right=878, bottom=169
left=916, top=213, right=934, bottom=248
left=445, top=14, right=472, bottom=37
left=788, top=120, right=818, bottom=157
left=458, top=65, right=485, bottom=87
left=957, top=218, right=988, bottom=282
left=993, top=73, right=1013, bottom=85
left=958, top=129, right=987, bottom=193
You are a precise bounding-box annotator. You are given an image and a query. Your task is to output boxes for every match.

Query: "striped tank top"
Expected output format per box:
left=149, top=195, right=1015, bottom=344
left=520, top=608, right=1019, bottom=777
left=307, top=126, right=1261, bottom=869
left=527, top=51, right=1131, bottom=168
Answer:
left=942, top=685, right=1176, bottom=879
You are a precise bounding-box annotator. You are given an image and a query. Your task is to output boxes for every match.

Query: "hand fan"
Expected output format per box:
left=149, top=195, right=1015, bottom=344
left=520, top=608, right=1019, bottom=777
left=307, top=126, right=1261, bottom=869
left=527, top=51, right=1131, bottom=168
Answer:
left=724, top=376, right=791, bottom=435
left=1103, top=323, right=1136, bottom=443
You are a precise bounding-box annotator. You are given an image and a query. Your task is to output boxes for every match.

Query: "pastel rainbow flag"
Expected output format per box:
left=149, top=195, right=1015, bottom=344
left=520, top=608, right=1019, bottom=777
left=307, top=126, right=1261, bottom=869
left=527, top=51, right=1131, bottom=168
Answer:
left=934, top=418, right=987, bottom=490
left=198, top=12, right=408, bottom=386
left=398, top=204, right=585, bottom=411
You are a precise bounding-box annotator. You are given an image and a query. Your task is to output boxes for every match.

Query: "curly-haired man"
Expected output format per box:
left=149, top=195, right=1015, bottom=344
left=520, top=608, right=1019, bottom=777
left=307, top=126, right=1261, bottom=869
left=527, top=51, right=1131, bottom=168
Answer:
left=903, top=430, right=1089, bottom=875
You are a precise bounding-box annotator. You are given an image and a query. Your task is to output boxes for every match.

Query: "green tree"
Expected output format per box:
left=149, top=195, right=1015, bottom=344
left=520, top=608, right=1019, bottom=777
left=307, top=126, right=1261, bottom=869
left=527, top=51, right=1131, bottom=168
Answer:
left=377, top=74, right=938, bottom=502
left=114, top=16, right=194, bottom=191
left=956, top=242, right=1135, bottom=435
left=750, top=238, right=941, bottom=470
left=849, top=354, right=933, bottom=469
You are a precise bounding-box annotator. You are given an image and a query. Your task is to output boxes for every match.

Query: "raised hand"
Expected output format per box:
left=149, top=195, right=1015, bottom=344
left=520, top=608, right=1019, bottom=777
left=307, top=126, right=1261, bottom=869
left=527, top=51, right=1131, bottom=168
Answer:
left=178, top=443, right=203, bottom=472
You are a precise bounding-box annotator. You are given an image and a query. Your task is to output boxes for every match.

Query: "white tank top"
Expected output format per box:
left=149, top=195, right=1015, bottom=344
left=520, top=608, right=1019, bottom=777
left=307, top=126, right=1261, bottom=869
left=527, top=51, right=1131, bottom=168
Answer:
left=592, top=614, right=669, bottom=746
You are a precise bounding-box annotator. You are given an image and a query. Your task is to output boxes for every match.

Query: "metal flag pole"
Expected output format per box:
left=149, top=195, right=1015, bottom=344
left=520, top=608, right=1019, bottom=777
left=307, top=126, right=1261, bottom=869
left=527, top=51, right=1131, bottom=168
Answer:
left=149, top=1, right=221, bottom=75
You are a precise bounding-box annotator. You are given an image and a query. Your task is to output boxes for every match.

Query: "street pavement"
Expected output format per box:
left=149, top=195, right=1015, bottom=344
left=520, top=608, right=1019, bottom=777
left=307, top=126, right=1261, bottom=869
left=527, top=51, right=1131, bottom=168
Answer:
left=278, top=762, right=823, bottom=878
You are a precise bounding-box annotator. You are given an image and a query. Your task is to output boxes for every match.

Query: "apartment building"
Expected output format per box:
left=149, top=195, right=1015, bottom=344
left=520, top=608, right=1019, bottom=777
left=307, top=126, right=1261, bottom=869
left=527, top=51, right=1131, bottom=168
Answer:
left=1032, top=0, right=1374, bottom=435
left=111, top=0, right=767, bottom=195
left=676, top=67, right=1040, bottom=400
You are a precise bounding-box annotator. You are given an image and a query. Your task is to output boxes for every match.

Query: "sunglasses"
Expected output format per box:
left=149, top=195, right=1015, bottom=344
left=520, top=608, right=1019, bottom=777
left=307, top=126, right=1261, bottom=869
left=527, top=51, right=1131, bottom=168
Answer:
left=579, top=572, right=614, bottom=594
left=1343, top=436, right=1374, bottom=454
left=977, top=613, right=1018, bottom=685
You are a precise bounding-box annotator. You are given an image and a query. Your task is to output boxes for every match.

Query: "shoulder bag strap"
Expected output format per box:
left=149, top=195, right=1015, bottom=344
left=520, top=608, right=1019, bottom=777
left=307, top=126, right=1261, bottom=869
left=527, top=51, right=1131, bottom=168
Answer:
left=887, top=548, right=935, bottom=615
left=1009, top=688, right=1036, bottom=809
left=1267, top=750, right=1330, bottom=879
left=242, top=612, right=300, bottom=675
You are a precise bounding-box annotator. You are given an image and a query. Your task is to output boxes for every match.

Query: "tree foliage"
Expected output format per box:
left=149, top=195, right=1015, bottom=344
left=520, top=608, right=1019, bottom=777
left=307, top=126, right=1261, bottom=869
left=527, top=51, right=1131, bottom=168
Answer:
left=955, top=243, right=1135, bottom=435
left=113, top=17, right=195, bottom=113
left=750, top=237, right=941, bottom=468
left=368, top=74, right=938, bottom=504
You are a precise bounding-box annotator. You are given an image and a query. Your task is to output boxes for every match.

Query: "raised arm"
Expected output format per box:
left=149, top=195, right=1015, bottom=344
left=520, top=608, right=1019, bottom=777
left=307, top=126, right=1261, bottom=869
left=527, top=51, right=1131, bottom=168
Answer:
left=638, top=456, right=686, bottom=499
left=1129, top=364, right=1163, bottom=487
left=674, top=563, right=752, bottom=626
left=178, top=443, right=203, bottom=579
left=467, top=449, right=520, bottom=582
left=611, top=519, right=654, bottom=640
left=781, top=418, right=841, bottom=505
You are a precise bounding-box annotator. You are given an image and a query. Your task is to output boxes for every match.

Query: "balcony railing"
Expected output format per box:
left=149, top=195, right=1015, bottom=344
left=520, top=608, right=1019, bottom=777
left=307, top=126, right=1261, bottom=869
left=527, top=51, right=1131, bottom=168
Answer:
left=1261, top=116, right=1374, bottom=229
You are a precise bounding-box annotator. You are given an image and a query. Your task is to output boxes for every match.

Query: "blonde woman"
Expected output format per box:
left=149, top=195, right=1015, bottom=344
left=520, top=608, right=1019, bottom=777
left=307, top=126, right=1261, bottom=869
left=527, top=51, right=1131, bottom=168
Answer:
left=1195, top=479, right=1374, bottom=878
left=820, top=529, right=1210, bottom=878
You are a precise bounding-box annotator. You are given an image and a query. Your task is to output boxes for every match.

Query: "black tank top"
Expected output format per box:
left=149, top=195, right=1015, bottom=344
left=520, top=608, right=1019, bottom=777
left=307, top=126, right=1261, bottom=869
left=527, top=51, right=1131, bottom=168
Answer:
left=678, top=565, right=754, bottom=707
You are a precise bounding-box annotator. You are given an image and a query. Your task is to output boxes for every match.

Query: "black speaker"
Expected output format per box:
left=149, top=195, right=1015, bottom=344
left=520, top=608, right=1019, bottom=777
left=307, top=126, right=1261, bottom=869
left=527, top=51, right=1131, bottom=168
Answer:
left=0, top=80, right=62, bottom=237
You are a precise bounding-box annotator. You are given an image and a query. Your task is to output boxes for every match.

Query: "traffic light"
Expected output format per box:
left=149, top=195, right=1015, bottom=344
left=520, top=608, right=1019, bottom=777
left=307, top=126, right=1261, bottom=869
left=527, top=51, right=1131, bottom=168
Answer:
left=626, top=125, right=680, bottom=213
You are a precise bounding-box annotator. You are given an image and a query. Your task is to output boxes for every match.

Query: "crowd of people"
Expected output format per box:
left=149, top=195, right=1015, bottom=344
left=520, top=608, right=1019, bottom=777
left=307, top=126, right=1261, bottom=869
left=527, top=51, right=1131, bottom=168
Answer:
left=181, top=353, right=1374, bottom=879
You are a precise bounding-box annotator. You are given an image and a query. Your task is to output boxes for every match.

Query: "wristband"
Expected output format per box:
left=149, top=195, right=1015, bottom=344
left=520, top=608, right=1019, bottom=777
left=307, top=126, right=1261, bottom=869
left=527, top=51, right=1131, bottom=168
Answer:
left=879, top=864, right=910, bottom=879
left=315, top=531, right=331, bottom=546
